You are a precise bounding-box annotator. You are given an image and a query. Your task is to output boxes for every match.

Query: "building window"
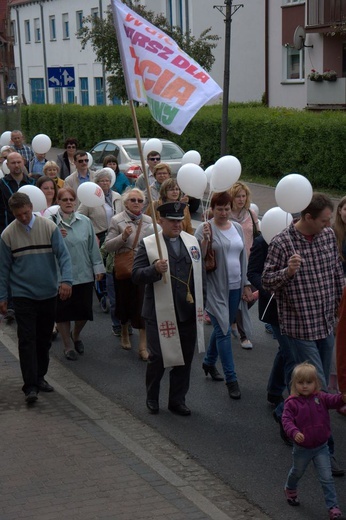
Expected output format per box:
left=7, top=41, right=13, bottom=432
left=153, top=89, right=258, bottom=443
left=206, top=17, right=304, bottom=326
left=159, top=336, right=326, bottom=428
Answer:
left=166, top=0, right=173, bottom=26
left=76, top=11, right=84, bottom=35
left=95, top=77, right=104, bottom=105
left=30, top=78, right=45, bottom=104
left=24, top=20, right=31, bottom=44
left=34, top=18, right=41, bottom=42
left=91, top=7, right=99, bottom=19
left=67, top=87, right=75, bottom=104
left=80, top=77, right=89, bottom=105
left=11, top=21, right=16, bottom=44
left=62, top=13, right=69, bottom=39
left=284, top=0, right=303, bottom=4
left=49, top=16, right=56, bottom=40
left=54, top=88, right=62, bottom=104
left=176, top=0, right=183, bottom=29
left=284, top=46, right=304, bottom=81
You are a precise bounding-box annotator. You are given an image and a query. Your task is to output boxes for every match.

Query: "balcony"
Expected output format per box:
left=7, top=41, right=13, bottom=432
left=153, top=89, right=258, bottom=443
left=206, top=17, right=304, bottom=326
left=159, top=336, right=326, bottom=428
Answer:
left=307, top=0, right=346, bottom=28
left=306, top=77, right=346, bottom=107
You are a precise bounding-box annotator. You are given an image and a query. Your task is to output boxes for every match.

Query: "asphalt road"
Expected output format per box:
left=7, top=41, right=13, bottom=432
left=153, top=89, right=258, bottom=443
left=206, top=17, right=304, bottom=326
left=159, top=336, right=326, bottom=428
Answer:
left=49, top=303, right=346, bottom=520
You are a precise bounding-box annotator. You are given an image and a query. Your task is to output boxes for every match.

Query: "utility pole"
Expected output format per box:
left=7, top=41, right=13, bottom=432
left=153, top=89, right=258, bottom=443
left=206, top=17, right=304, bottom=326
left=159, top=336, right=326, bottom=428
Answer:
left=213, top=0, right=243, bottom=156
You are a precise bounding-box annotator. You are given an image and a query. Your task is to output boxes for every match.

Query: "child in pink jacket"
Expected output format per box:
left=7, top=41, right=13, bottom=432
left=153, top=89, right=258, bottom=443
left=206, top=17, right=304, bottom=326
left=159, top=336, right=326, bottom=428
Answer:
left=282, top=362, right=346, bottom=520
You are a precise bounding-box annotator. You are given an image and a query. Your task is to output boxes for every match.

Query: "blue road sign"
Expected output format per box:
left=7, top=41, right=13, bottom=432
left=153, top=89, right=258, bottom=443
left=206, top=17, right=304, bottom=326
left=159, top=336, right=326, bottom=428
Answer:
left=48, top=67, right=75, bottom=88
left=8, top=83, right=17, bottom=90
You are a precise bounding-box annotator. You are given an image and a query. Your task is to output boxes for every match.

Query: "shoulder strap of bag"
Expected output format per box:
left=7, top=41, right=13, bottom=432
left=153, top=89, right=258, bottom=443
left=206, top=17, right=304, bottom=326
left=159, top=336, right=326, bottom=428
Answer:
left=132, top=219, right=143, bottom=249
left=249, top=209, right=259, bottom=238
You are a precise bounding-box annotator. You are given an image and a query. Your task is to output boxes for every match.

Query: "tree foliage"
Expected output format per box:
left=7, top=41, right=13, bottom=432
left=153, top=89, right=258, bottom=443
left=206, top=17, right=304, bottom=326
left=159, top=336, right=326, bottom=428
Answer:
left=79, top=1, right=220, bottom=102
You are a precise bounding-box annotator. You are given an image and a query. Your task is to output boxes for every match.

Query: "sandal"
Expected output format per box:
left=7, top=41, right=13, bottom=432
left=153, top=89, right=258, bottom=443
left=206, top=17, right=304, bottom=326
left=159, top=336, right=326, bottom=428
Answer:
left=284, top=488, right=300, bottom=506
left=70, top=332, right=84, bottom=354
left=64, top=349, right=78, bottom=361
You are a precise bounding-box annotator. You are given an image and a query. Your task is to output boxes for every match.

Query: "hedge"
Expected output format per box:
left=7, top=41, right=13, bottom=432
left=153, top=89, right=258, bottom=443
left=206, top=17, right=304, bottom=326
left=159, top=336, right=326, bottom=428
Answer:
left=18, top=103, right=346, bottom=190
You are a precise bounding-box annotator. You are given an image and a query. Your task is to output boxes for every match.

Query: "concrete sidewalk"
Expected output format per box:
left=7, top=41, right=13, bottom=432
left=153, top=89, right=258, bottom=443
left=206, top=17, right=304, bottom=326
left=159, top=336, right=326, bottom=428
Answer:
left=0, top=325, right=270, bottom=520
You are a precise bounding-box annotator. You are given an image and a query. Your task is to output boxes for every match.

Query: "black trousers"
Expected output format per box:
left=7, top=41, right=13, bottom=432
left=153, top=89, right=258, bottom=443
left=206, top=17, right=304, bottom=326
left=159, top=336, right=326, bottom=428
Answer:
left=13, top=296, right=56, bottom=394
left=145, top=318, right=196, bottom=406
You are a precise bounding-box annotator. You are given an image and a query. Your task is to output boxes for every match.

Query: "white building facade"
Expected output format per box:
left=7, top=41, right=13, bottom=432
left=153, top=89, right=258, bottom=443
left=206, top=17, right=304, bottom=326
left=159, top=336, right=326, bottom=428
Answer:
left=10, top=0, right=266, bottom=107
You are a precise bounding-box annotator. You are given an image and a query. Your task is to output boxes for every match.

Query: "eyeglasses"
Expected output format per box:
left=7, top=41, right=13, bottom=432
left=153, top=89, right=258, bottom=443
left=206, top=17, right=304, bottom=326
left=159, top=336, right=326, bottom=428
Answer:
left=60, top=198, right=75, bottom=202
left=66, top=144, right=76, bottom=148
left=77, top=159, right=89, bottom=163
left=149, top=157, right=161, bottom=162
left=128, top=198, right=144, bottom=203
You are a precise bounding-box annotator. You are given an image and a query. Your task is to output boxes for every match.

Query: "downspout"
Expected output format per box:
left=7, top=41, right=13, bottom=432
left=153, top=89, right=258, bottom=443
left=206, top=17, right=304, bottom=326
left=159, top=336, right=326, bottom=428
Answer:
left=99, top=0, right=106, bottom=105
left=264, top=0, right=269, bottom=106
left=40, top=1, right=48, bottom=103
left=14, top=7, right=25, bottom=103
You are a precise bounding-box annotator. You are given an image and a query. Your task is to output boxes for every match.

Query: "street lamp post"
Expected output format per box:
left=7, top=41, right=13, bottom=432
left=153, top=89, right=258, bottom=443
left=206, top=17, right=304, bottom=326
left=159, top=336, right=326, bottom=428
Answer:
left=214, top=0, right=243, bottom=156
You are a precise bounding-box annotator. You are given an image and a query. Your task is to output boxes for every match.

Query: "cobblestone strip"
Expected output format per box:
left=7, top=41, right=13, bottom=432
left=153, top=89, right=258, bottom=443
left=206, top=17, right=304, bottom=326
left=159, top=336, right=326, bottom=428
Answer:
left=0, top=327, right=271, bottom=520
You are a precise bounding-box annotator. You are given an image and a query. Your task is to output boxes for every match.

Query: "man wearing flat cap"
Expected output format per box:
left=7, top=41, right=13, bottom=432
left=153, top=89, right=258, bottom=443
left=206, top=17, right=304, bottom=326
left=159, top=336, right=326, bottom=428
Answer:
left=132, top=202, right=206, bottom=416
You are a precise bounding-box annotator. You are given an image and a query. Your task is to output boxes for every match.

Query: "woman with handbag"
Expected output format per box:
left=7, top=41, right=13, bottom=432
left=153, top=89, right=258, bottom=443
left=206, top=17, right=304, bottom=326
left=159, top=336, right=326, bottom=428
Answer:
left=195, top=191, right=253, bottom=400
left=105, top=188, right=152, bottom=360
left=229, top=181, right=260, bottom=349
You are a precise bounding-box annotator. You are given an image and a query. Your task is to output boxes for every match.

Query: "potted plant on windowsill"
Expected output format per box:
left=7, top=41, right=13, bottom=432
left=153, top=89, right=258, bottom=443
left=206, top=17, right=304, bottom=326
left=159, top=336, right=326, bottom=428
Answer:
left=308, top=69, right=323, bottom=82
left=322, top=69, right=337, bottom=82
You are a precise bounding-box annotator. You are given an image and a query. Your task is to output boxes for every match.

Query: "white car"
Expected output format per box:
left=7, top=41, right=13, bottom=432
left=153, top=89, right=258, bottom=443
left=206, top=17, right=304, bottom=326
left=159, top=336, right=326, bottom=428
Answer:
left=89, top=138, right=184, bottom=182
left=6, top=95, right=19, bottom=106
left=89, top=137, right=201, bottom=212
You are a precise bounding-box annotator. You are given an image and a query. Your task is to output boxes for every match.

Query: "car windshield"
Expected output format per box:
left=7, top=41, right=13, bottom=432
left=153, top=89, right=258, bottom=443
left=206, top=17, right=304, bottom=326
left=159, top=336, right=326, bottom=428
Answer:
left=123, top=144, right=141, bottom=160
left=123, top=142, right=184, bottom=161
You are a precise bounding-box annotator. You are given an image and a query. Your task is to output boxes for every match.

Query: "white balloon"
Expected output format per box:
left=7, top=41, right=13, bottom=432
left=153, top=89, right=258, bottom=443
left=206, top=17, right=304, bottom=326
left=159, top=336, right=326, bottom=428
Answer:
left=18, top=185, right=47, bottom=212
left=204, top=165, right=214, bottom=185
left=177, top=163, right=207, bottom=199
left=250, top=203, right=259, bottom=216
left=101, top=167, right=116, bottom=188
left=0, top=131, right=12, bottom=146
left=43, top=205, right=60, bottom=217
left=31, top=134, right=52, bottom=154
left=143, top=139, right=163, bottom=157
left=86, top=152, right=93, bottom=168
left=275, top=174, right=313, bottom=213
left=2, top=160, right=10, bottom=175
left=261, top=207, right=293, bottom=244
left=211, top=155, right=241, bottom=192
left=181, top=150, right=201, bottom=166
left=77, top=182, right=105, bottom=207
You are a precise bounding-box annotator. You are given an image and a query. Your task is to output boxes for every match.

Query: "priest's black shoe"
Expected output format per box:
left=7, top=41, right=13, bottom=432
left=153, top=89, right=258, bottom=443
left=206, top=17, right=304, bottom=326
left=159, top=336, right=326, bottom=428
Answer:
left=25, top=390, right=38, bottom=404
left=146, top=399, right=159, bottom=414
left=38, top=379, right=54, bottom=392
left=168, top=403, right=191, bottom=416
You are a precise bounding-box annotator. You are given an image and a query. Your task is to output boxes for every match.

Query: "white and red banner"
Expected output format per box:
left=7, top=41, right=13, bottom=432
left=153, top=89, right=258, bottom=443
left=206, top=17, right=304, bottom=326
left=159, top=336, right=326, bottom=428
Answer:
left=111, top=0, right=222, bottom=135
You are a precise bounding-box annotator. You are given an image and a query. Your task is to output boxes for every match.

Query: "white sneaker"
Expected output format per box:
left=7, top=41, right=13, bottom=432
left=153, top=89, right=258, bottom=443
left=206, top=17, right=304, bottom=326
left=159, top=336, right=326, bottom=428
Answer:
left=241, top=339, right=253, bottom=349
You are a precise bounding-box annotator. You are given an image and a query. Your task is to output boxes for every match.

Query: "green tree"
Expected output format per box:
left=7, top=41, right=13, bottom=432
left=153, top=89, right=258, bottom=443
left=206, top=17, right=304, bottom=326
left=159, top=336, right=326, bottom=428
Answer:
left=79, top=1, right=220, bottom=102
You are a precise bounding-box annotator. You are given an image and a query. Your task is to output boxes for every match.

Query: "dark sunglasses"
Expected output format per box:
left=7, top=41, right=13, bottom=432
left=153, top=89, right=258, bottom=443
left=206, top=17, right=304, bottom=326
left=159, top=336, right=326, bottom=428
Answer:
left=149, top=157, right=161, bottom=162
left=60, top=198, right=75, bottom=202
left=129, top=198, right=144, bottom=203
left=77, top=158, right=89, bottom=163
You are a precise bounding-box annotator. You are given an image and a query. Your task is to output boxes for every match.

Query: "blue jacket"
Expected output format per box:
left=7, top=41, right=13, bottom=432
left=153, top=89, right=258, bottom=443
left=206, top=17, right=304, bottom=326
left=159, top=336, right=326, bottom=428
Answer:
left=112, top=172, right=130, bottom=195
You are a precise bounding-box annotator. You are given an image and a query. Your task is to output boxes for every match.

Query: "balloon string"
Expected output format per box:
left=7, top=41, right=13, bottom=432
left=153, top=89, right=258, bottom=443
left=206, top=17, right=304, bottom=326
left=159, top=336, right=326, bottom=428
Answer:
left=204, top=189, right=213, bottom=222
left=286, top=212, right=296, bottom=255
left=261, top=293, right=275, bottom=321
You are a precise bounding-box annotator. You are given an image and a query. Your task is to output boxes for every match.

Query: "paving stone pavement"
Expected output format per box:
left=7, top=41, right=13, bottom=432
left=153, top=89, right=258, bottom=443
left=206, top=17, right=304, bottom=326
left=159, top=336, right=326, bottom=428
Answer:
left=0, top=325, right=271, bottom=520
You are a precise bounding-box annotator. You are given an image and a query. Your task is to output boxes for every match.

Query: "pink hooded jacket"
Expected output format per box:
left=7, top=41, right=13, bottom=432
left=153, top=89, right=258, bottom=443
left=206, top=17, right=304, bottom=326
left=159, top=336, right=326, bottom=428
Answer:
left=282, top=392, right=344, bottom=449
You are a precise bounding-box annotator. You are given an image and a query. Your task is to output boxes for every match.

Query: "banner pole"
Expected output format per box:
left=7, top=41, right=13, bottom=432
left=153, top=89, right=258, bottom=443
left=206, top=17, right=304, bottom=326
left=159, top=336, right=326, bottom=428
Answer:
left=129, top=100, right=166, bottom=280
